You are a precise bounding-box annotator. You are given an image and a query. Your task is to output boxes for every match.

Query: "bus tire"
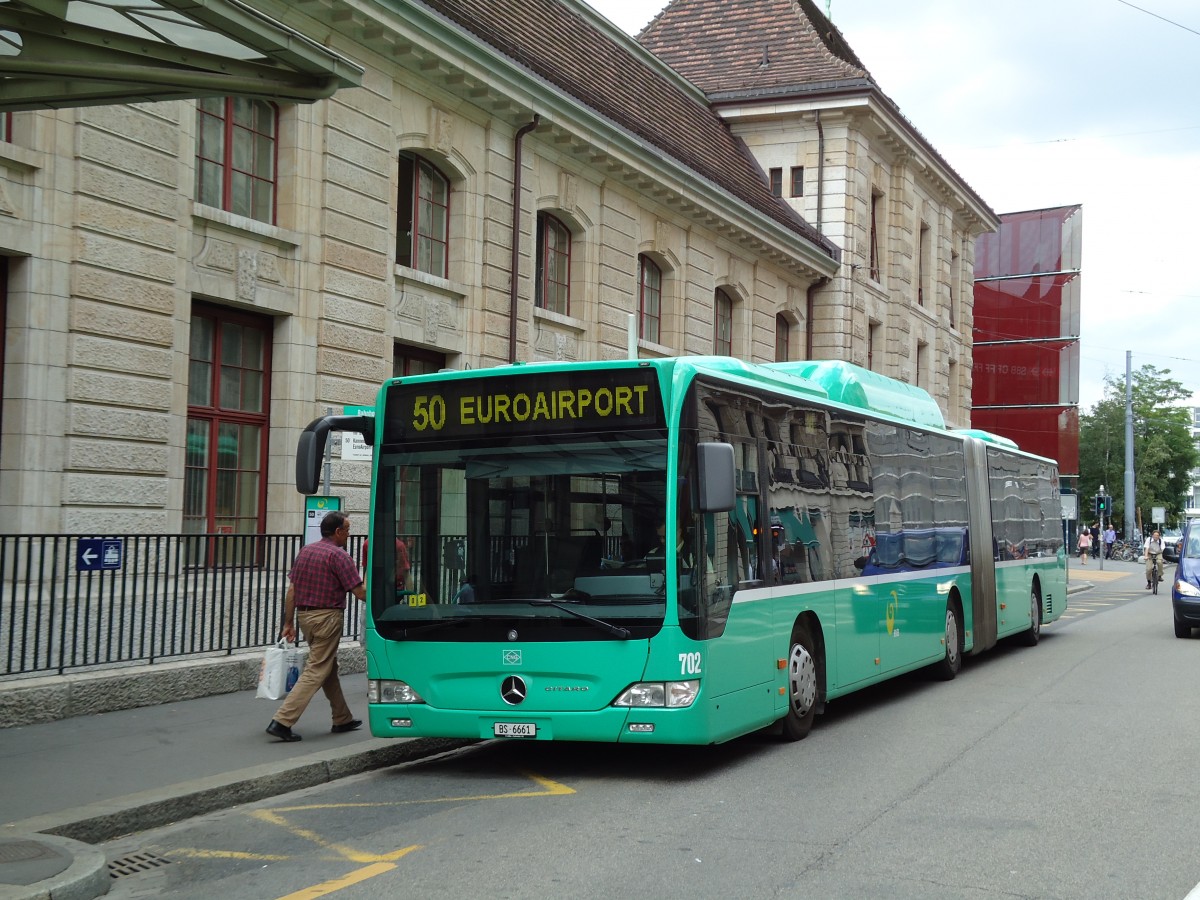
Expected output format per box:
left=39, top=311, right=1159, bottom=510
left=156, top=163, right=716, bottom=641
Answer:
left=932, top=599, right=963, bottom=681
left=1020, top=586, right=1042, bottom=647
left=781, top=623, right=819, bottom=741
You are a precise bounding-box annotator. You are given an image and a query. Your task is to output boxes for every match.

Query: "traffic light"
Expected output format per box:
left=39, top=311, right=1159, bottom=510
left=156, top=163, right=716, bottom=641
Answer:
left=1097, top=494, right=1107, bottom=514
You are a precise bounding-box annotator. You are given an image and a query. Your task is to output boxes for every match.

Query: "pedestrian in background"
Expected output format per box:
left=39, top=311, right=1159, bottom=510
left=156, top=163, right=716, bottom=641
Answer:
left=1103, top=524, right=1116, bottom=559
left=361, top=535, right=411, bottom=592
left=1077, top=527, right=1091, bottom=565
left=266, top=510, right=366, bottom=742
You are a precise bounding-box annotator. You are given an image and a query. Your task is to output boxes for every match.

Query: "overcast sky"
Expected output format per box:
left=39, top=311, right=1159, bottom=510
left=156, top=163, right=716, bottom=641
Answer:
left=585, top=0, right=1200, bottom=411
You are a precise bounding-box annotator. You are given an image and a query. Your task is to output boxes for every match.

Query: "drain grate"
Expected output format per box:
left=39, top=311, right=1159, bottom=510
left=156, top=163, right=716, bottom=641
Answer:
left=109, top=851, right=172, bottom=879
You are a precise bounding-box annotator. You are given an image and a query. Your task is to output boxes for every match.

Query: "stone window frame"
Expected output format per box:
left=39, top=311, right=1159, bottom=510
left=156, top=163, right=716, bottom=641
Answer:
left=397, top=151, right=451, bottom=278
left=775, top=313, right=791, bottom=362
left=637, top=253, right=663, bottom=344
left=768, top=167, right=783, bottom=197
left=705, top=286, right=744, bottom=362
left=536, top=211, right=572, bottom=316
left=917, top=220, right=931, bottom=308
left=868, top=188, right=883, bottom=284
left=195, top=97, right=279, bottom=225
left=790, top=166, right=804, bottom=198
left=393, top=343, right=446, bottom=378
left=184, top=301, right=273, bottom=537
left=714, top=289, right=733, bottom=356
left=949, top=232, right=962, bottom=330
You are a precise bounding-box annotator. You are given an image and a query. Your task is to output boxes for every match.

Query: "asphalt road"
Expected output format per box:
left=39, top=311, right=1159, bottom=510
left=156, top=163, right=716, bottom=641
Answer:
left=103, top=562, right=1200, bottom=899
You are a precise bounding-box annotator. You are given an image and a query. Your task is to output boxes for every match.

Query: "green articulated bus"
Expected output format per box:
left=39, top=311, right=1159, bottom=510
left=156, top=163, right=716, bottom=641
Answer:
left=295, top=357, right=1066, bottom=745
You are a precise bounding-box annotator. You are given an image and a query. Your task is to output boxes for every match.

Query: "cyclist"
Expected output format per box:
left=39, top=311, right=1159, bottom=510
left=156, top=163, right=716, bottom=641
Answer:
left=1144, top=530, right=1164, bottom=589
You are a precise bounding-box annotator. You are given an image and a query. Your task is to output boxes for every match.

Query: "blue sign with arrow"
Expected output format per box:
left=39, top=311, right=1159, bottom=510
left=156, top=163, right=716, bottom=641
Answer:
left=77, top=538, right=123, bottom=572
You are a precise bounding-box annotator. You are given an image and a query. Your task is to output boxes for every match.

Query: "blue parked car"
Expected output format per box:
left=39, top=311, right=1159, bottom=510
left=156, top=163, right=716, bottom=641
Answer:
left=1172, top=522, right=1200, bottom=638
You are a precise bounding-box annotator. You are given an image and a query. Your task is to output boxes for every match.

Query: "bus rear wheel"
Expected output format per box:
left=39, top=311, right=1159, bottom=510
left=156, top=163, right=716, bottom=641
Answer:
left=932, top=601, right=962, bottom=681
left=781, top=624, right=818, bottom=741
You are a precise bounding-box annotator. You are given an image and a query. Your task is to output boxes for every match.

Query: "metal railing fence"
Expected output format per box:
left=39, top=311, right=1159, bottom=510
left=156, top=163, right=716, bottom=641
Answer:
left=0, top=533, right=365, bottom=679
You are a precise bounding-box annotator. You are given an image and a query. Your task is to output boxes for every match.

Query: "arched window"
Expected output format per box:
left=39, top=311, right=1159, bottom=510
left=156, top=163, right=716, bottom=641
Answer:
left=868, top=189, right=883, bottom=281
left=638, top=255, right=662, bottom=343
left=195, top=97, right=278, bottom=223
left=714, top=289, right=734, bottom=356
left=775, top=315, right=790, bottom=362
left=536, top=212, right=571, bottom=315
left=397, top=152, right=450, bottom=277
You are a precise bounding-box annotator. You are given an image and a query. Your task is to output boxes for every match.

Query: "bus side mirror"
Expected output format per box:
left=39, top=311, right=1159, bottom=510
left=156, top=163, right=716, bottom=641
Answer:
left=697, top=442, right=735, bottom=512
left=295, top=414, right=376, bottom=494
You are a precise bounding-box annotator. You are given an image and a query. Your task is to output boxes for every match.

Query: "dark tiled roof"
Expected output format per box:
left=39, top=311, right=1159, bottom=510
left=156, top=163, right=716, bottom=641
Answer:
left=639, top=0, right=872, bottom=95
left=639, top=0, right=995, bottom=221
left=418, top=0, right=838, bottom=259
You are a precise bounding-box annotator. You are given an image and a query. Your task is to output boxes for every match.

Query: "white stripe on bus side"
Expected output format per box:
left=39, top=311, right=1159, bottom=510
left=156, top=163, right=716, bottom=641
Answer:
left=729, top=565, right=972, bottom=604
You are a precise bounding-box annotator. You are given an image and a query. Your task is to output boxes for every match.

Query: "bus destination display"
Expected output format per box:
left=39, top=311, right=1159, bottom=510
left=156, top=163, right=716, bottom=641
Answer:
left=383, top=367, right=664, bottom=441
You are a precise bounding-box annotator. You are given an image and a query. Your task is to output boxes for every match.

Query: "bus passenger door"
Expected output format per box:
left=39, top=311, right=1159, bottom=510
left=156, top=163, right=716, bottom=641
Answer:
left=693, top=509, right=774, bottom=719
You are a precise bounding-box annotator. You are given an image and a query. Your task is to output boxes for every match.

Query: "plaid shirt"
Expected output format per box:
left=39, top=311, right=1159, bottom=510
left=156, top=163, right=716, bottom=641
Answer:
left=288, top=538, right=363, bottom=609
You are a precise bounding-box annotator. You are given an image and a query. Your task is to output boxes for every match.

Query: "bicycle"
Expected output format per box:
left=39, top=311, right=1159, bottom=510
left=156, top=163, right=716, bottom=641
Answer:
left=1110, top=540, right=1138, bottom=562
left=1148, top=552, right=1164, bottom=594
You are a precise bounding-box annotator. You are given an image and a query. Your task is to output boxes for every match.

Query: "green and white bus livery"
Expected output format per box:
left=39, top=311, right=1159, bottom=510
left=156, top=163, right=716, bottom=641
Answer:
left=295, top=356, right=1066, bottom=745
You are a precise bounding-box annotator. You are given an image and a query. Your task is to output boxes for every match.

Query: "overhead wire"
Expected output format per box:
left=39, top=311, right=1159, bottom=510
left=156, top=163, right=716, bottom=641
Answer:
left=1113, top=0, right=1200, bottom=38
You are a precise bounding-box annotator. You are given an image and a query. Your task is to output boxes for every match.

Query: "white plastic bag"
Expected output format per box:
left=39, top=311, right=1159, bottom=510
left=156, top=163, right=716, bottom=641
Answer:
left=256, top=641, right=309, bottom=700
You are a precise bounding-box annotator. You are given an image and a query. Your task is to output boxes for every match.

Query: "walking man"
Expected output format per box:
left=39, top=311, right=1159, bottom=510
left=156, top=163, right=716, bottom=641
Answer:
left=266, top=510, right=366, bottom=742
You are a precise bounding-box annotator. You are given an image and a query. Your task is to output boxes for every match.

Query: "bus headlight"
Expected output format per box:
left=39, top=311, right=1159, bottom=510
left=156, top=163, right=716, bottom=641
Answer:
left=368, top=679, right=425, bottom=704
left=613, top=680, right=699, bottom=708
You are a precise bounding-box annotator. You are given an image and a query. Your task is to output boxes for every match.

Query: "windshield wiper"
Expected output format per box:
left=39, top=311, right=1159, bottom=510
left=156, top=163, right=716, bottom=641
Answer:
left=524, top=598, right=631, bottom=639
left=395, top=617, right=465, bottom=638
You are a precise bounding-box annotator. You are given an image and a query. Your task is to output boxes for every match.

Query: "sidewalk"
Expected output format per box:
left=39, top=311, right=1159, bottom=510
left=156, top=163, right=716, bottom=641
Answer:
left=0, top=672, right=463, bottom=899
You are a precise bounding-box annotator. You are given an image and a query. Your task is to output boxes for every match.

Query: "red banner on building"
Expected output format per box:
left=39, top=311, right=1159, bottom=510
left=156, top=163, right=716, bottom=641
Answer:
left=973, top=206, right=1081, bottom=478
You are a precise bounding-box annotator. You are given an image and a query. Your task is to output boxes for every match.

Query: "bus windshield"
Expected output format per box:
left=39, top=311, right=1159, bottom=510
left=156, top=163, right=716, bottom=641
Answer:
left=369, top=430, right=670, bottom=642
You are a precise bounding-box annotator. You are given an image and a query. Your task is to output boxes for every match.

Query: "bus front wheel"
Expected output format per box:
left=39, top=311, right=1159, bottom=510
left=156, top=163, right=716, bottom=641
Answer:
left=1019, top=587, right=1042, bottom=647
left=932, top=601, right=963, bottom=681
left=781, top=624, right=819, bottom=741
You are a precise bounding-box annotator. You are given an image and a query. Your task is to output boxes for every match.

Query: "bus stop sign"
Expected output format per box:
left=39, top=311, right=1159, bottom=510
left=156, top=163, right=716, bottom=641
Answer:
left=78, top=538, right=123, bottom=571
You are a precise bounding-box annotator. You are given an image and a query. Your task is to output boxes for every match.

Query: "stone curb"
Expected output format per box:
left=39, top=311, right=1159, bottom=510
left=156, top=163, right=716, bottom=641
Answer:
left=0, top=645, right=366, bottom=730
left=1, top=736, right=468, bottom=847
left=0, top=833, right=109, bottom=900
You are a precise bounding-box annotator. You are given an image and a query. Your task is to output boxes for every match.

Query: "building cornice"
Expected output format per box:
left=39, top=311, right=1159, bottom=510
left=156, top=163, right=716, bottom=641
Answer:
left=277, top=0, right=839, bottom=280
left=710, top=84, right=1001, bottom=235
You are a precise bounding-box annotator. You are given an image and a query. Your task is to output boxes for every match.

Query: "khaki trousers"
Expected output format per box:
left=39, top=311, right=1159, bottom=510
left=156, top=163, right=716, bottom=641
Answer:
left=273, top=608, right=354, bottom=729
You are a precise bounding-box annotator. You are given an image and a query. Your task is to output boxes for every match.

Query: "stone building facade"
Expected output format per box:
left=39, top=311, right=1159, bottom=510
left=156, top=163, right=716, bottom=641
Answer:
left=0, top=0, right=992, bottom=537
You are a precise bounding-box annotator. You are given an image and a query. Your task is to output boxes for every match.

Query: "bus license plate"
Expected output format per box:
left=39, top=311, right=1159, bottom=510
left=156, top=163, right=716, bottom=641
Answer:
left=493, top=722, right=536, bottom=738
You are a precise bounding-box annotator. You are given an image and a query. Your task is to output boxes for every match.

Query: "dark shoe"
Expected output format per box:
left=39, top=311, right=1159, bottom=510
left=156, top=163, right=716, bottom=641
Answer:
left=331, top=719, right=363, bottom=734
left=266, top=719, right=302, bottom=742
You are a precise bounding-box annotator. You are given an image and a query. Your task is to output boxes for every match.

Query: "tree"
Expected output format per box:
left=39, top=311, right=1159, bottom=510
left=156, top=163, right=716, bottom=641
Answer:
left=1078, top=365, right=1197, bottom=534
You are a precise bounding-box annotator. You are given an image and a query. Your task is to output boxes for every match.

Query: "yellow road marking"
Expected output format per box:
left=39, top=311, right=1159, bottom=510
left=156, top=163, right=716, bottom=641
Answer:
left=274, top=861, right=396, bottom=900
left=167, top=768, right=571, bottom=889
left=270, top=770, right=575, bottom=813
left=248, top=811, right=423, bottom=864
left=168, top=849, right=290, bottom=861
